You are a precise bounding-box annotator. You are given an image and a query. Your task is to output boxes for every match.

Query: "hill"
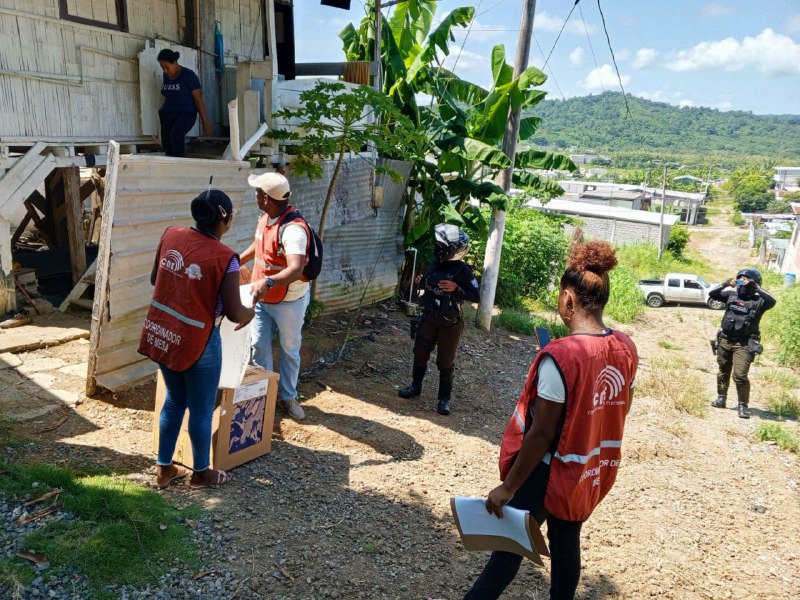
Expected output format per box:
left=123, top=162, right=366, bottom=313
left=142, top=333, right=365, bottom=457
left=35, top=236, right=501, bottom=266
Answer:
left=528, top=92, right=800, bottom=161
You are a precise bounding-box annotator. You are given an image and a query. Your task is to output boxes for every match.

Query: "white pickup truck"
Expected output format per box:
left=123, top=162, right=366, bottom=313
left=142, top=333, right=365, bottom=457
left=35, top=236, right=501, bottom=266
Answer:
left=638, top=273, right=725, bottom=309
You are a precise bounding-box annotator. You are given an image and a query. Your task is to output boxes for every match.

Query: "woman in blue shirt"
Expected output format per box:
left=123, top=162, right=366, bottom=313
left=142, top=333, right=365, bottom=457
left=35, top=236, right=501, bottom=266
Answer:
left=157, top=49, right=212, bottom=157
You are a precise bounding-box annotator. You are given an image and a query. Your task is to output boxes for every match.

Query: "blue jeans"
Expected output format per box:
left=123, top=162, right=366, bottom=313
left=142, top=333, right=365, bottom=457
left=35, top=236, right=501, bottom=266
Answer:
left=157, top=327, right=222, bottom=471
left=250, top=290, right=310, bottom=401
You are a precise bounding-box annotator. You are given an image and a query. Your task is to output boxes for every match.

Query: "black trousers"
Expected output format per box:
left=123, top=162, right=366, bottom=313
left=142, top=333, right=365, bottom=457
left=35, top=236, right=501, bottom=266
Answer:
left=159, top=111, right=197, bottom=157
left=463, top=463, right=584, bottom=600
left=413, top=313, right=464, bottom=399
left=716, top=336, right=753, bottom=405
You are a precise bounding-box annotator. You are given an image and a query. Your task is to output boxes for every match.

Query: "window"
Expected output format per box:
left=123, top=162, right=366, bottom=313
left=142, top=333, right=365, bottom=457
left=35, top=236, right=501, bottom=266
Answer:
left=59, top=0, right=127, bottom=32
left=684, top=280, right=702, bottom=290
left=668, top=279, right=680, bottom=287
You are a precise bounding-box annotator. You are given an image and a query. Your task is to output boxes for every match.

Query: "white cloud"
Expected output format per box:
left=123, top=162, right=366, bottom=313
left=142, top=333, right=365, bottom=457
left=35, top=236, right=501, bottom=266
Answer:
left=580, top=64, right=629, bottom=91
left=717, top=100, right=735, bottom=111
left=677, top=98, right=697, bottom=108
left=637, top=89, right=669, bottom=103
left=702, top=3, right=733, bottom=17
left=616, top=48, right=631, bottom=62
left=569, top=47, right=585, bottom=68
left=536, top=11, right=595, bottom=35
left=441, top=48, right=488, bottom=74
left=632, top=48, right=658, bottom=69
left=788, top=13, right=800, bottom=33
left=666, top=28, right=800, bottom=76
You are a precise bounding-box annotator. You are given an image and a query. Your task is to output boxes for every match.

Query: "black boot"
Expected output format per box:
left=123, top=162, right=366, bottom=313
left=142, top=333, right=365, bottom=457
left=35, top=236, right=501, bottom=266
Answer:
left=738, top=403, right=750, bottom=419
left=736, top=381, right=750, bottom=419
left=398, top=364, right=426, bottom=399
left=437, top=370, right=453, bottom=416
left=712, top=395, right=726, bottom=409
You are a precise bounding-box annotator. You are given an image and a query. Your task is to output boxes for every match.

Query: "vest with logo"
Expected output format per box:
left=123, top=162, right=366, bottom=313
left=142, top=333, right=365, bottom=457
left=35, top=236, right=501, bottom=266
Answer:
left=720, top=293, right=763, bottom=343
left=139, top=227, right=235, bottom=371
left=252, top=206, right=310, bottom=304
left=499, top=331, right=638, bottom=521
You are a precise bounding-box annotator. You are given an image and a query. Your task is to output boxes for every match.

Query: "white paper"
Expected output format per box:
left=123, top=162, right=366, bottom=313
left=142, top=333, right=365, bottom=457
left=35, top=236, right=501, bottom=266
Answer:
left=233, top=378, right=269, bottom=404
left=218, top=284, right=256, bottom=389
left=453, top=497, right=533, bottom=552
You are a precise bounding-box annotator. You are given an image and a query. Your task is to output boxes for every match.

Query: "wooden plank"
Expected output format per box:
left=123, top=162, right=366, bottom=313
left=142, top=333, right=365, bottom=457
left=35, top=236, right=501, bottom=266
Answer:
left=63, top=166, right=87, bottom=284
left=86, top=141, right=119, bottom=397
left=94, top=358, right=156, bottom=393
left=0, top=141, right=48, bottom=218
left=58, top=258, right=96, bottom=312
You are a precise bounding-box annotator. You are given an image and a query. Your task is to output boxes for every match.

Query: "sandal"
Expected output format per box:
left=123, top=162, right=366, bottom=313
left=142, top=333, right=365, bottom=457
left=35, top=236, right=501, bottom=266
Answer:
left=189, top=469, right=232, bottom=489
left=155, top=463, right=191, bottom=489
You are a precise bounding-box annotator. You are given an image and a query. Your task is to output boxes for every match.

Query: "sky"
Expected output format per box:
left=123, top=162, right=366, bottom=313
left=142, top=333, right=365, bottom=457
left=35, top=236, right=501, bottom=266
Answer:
left=293, top=0, right=800, bottom=115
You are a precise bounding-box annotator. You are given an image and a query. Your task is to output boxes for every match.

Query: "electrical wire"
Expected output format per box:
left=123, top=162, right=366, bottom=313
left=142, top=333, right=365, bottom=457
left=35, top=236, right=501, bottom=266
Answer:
left=533, top=33, right=566, bottom=101
left=542, top=0, right=581, bottom=71
left=578, top=2, right=603, bottom=91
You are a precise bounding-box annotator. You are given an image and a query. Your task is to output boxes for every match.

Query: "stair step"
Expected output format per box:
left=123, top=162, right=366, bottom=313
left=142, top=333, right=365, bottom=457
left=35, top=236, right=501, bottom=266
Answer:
left=82, top=274, right=96, bottom=285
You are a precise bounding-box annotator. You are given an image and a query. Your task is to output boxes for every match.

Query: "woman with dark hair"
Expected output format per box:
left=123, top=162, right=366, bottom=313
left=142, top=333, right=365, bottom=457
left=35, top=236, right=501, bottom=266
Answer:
left=156, top=48, right=212, bottom=157
left=139, top=189, right=254, bottom=489
left=463, top=241, right=639, bottom=600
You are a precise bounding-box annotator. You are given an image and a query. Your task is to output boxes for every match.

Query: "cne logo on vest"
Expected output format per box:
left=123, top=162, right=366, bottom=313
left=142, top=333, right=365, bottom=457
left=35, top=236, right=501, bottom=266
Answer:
left=160, top=249, right=185, bottom=276
left=589, top=365, right=627, bottom=414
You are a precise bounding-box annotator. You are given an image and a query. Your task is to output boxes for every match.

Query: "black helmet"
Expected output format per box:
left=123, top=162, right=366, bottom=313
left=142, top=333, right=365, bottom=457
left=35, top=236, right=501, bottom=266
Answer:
left=736, top=267, right=762, bottom=286
left=434, top=223, right=469, bottom=262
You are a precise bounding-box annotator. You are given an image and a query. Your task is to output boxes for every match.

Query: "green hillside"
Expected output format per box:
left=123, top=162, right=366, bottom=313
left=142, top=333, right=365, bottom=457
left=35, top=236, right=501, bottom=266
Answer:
left=528, top=92, right=800, bottom=161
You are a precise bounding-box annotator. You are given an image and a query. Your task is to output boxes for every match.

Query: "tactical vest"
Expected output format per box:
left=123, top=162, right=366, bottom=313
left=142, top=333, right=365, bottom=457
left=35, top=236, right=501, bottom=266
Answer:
left=720, top=293, right=764, bottom=342
left=421, top=261, right=468, bottom=321
left=252, top=205, right=310, bottom=304
left=499, top=331, right=638, bottom=522
left=139, top=227, right=235, bottom=371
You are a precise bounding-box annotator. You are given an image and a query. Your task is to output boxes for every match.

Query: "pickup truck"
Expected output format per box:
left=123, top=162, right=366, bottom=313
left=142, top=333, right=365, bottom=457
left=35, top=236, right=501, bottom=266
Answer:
left=638, top=273, right=725, bottom=309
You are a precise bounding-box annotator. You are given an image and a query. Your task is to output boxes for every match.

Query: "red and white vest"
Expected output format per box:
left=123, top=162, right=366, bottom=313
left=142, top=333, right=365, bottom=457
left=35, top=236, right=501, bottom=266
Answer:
left=138, top=227, right=235, bottom=371
left=252, top=206, right=310, bottom=304
left=499, top=331, right=638, bottom=521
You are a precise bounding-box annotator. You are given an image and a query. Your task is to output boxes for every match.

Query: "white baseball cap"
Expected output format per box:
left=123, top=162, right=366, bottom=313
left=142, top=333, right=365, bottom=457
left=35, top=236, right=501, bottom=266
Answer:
left=247, top=172, right=291, bottom=201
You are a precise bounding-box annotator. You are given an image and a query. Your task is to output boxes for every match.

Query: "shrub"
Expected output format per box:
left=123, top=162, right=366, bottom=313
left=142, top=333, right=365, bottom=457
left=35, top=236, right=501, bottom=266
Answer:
left=665, top=224, right=690, bottom=258
left=762, top=285, right=800, bottom=368
left=731, top=210, right=745, bottom=226
left=765, top=391, right=800, bottom=420
left=469, top=209, right=571, bottom=308
left=754, top=422, right=800, bottom=453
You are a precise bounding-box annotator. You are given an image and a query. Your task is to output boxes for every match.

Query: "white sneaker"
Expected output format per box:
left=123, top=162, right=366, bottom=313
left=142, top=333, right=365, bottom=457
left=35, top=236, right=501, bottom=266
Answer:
left=281, top=398, right=305, bottom=420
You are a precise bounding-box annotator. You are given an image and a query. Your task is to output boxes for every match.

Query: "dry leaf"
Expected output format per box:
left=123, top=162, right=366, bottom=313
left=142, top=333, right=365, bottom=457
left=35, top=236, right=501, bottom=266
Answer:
left=24, top=488, right=62, bottom=507
left=193, top=569, right=219, bottom=580
left=16, top=550, right=49, bottom=565
left=158, top=523, right=167, bottom=531
left=15, top=505, right=57, bottom=526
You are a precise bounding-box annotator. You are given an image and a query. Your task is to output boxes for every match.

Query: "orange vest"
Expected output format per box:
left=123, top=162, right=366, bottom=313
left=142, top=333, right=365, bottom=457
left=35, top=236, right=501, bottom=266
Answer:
left=251, top=206, right=310, bottom=304
left=138, top=227, right=235, bottom=371
left=499, top=331, right=638, bottom=521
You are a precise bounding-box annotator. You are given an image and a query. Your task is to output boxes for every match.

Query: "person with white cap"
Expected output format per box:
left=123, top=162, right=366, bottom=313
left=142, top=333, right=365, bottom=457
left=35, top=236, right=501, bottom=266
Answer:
left=240, top=172, right=311, bottom=420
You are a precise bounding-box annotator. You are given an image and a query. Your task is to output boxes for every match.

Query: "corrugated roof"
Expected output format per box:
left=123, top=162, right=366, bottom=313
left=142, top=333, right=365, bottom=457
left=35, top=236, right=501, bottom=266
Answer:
left=523, top=197, right=681, bottom=226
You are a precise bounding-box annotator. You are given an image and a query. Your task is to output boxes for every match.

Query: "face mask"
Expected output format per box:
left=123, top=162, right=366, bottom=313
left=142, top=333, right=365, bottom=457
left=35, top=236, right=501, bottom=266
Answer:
left=735, top=278, right=746, bottom=289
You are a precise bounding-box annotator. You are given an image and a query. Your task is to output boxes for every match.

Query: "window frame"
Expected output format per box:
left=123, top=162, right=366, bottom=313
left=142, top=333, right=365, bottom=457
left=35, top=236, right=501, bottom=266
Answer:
left=59, top=0, right=128, bottom=32
left=683, top=279, right=702, bottom=290
left=668, top=278, right=680, bottom=288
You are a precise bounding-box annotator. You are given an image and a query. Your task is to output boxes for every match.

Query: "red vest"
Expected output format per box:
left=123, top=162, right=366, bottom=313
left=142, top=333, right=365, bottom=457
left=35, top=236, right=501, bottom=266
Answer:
left=138, top=227, right=235, bottom=371
left=251, top=206, right=310, bottom=304
left=499, top=331, right=638, bottom=521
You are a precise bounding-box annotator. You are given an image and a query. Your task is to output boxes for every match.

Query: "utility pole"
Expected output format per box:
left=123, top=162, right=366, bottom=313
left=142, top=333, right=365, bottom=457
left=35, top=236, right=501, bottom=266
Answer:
left=374, top=1, right=382, bottom=93
left=658, top=161, right=667, bottom=259
left=476, top=0, right=537, bottom=331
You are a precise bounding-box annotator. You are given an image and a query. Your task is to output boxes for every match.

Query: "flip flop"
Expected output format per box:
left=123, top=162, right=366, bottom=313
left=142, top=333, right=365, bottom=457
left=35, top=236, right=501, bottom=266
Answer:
left=155, top=464, right=191, bottom=489
left=189, top=469, right=232, bottom=490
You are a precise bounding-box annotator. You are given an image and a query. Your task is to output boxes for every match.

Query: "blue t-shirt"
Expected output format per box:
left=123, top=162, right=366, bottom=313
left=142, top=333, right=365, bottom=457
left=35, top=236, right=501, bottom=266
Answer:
left=160, top=67, right=201, bottom=114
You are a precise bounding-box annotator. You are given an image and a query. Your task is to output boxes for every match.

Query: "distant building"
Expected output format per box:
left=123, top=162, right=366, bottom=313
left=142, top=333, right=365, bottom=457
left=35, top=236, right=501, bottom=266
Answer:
left=774, top=167, right=800, bottom=192
left=672, top=175, right=704, bottom=185
left=523, top=197, right=679, bottom=249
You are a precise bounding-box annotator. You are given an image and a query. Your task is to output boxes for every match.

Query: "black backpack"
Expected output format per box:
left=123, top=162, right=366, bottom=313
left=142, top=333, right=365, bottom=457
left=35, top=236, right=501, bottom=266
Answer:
left=279, top=210, right=323, bottom=281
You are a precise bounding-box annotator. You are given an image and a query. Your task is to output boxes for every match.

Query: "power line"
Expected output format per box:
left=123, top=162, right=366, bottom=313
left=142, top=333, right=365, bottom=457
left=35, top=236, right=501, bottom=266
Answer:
left=578, top=2, right=603, bottom=91
left=533, top=32, right=566, bottom=101
left=542, top=0, right=581, bottom=71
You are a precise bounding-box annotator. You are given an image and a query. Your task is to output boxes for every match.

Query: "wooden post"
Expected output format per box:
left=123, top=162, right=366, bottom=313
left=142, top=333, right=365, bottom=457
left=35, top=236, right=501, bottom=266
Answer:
left=476, top=0, right=537, bottom=331
left=63, top=167, right=87, bottom=285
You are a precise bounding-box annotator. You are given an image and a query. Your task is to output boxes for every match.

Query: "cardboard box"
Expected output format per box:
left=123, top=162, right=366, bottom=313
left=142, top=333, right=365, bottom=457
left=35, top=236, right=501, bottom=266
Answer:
left=153, top=366, right=278, bottom=471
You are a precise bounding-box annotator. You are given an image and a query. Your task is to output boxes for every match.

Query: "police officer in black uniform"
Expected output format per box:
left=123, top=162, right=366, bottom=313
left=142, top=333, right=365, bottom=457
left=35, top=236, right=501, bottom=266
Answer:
left=398, top=224, right=480, bottom=416
left=709, top=268, right=776, bottom=418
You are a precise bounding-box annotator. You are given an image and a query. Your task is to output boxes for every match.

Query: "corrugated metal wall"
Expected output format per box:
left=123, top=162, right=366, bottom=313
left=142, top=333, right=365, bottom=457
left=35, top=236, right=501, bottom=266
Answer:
left=91, top=154, right=411, bottom=392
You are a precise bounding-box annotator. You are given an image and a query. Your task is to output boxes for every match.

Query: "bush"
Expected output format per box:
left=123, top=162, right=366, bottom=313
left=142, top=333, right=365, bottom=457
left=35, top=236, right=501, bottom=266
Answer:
left=731, top=210, right=745, bottom=226
left=606, top=263, right=645, bottom=323
left=615, top=243, right=711, bottom=280
left=754, top=422, right=800, bottom=453
left=765, top=391, right=800, bottom=420
left=469, top=209, right=571, bottom=308
left=762, top=285, right=800, bottom=368
left=665, top=224, right=690, bottom=258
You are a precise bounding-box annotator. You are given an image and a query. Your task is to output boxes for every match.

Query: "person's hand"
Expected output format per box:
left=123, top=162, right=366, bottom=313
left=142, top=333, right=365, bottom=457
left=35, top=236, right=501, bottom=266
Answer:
left=251, top=278, right=269, bottom=305
left=485, top=483, right=514, bottom=518
left=414, top=274, right=423, bottom=285
left=438, top=279, right=457, bottom=293
left=203, top=122, right=213, bottom=137
left=234, top=307, right=255, bottom=331
left=728, top=278, right=736, bottom=287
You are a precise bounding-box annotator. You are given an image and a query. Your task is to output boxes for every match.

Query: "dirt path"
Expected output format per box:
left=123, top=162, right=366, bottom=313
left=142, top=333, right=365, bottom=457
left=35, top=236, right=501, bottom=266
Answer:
left=3, top=200, right=799, bottom=599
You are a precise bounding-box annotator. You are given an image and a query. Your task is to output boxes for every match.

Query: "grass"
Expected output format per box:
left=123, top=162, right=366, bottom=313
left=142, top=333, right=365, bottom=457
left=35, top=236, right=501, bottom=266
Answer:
left=762, top=284, right=800, bottom=369
left=765, top=390, right=800, bottom=420
left=758, top=369, right=800, bottom=390
left=494, top=308, right=570, bottom=340
left=638, top=356, right=708, bottom=417
left=754, top=422, right=800, bottom=453
left=658, top=340, right=683, bottom=351
left=0, top=462, right=202, bottom=596
left=0, top=413, right=30, bottom=449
